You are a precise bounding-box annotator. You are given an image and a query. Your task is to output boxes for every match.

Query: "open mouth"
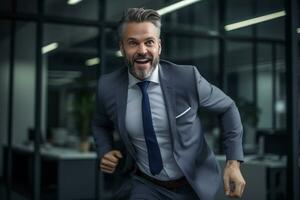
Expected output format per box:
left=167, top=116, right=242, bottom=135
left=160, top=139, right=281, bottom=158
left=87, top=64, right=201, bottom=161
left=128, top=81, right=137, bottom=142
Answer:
left=134, top=58, right=152, bottom=65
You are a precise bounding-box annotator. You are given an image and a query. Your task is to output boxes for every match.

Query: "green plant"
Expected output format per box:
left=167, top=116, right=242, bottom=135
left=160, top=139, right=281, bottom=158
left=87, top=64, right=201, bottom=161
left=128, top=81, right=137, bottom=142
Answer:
left=73, top=89, right=95, bottom=141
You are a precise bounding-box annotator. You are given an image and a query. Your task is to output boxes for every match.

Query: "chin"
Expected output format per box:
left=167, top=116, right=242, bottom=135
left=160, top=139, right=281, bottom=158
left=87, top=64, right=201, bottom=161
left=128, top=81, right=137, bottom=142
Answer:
left=134, top=70, right=150, bottom=80
left=128, top=59, right=158, bottom=80
left=131, top=68, right=152, bottom=80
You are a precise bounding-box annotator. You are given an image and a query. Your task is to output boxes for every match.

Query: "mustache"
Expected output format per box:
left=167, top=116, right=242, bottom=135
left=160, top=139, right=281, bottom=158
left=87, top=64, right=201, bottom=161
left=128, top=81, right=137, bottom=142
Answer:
left=133, top=54, right=153, bottom=61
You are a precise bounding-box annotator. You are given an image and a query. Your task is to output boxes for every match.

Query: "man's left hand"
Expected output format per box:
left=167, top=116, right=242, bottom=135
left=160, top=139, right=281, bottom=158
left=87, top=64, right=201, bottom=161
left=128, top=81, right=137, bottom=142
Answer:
left=223, top=160, right=246, bottom=198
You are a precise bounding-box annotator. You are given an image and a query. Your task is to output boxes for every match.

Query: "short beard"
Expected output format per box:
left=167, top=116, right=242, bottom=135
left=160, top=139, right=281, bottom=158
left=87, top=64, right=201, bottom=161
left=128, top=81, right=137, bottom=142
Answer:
left=125, top=56, right=159, bottom=80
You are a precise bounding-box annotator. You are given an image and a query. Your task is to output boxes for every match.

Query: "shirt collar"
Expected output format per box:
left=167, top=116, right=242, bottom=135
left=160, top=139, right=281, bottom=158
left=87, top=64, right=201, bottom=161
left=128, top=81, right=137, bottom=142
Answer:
left=128, top=64, right=160, bottom=88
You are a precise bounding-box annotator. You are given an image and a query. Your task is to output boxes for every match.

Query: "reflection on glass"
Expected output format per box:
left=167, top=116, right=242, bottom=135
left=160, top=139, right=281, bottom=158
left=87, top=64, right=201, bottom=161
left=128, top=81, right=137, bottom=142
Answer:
left=14, top=21, right=36, bottom=146
left=45, top=0, right=98, bottom=20
left=257, top=44, right=272, bottom=129
left=225, top=41, right=256, bottom=148
left=275, top=44, right=286, bottom=129
left=11, top=21, right=36, bottom=196
left=44, top=24, right=98, bottom=151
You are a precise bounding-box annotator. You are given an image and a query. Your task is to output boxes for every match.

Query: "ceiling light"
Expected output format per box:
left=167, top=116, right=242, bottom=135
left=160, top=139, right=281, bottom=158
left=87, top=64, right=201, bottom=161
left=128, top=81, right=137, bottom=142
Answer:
left=275, top=100, right=286, bottom=113
left=157, top=0, right=202, bottom=16
left=115, top=51, right=123, bottom=57
left=225, top=11, right=286, bottom=31
left=297, top=28, right=300, bottom=33
left=67, top=0, right=83, bottom=5
left=85, top=57, right=100, bottom=66
left=42, top=42, right=58, bottom=54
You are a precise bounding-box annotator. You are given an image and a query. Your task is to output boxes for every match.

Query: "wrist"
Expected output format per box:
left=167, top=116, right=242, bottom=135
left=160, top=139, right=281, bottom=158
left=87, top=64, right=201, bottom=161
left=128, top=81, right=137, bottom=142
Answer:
left=226, top=160, right=240, bottom=168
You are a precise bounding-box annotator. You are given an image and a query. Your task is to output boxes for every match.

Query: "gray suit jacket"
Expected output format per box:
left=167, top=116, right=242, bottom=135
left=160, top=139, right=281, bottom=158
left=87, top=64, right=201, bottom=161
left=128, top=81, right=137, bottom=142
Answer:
left=92, top=60, right=244, bottom=200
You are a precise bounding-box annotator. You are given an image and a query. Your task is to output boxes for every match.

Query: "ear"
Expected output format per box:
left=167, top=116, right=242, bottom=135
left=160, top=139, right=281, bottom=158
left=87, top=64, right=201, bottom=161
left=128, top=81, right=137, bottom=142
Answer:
left=119, top=42, right=125, bottom=56
left=158, top=39, right=162, bottom=55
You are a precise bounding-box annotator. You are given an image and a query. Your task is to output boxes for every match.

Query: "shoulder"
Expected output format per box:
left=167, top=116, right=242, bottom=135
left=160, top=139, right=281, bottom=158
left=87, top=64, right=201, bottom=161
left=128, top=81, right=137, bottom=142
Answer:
left=97, top=67, right=127, bottom=88
left=159, top=59, right=199, bottom=77
left=99, top=67, right=127, bottom=82
left=95, top=67, right=128, bottom=101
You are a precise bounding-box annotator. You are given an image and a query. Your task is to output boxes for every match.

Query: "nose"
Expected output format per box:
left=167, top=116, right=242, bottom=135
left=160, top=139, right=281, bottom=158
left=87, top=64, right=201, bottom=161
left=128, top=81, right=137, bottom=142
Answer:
left=137, top=44, right=147, bottom=55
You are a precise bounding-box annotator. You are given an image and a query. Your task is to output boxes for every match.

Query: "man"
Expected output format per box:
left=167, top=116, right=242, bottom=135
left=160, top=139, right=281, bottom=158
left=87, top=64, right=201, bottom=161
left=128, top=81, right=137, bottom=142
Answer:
left=92, top=8, right=246, bottom=200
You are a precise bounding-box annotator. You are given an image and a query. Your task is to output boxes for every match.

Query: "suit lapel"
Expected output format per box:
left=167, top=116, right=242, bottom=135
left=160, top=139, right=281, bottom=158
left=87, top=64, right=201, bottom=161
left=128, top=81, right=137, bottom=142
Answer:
left=159, top=63, right=177, bottom=150
left=116, top=71, right=136, bottom=159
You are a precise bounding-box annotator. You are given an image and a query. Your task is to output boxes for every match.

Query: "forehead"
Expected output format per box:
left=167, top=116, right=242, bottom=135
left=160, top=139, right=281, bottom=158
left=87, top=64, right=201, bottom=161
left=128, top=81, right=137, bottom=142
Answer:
left=122, top=22, right=159, bottom=40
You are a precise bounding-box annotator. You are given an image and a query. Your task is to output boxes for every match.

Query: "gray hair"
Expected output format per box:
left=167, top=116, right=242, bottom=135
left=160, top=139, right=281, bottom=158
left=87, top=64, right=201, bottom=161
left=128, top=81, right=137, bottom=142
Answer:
left=118, top=8, right=161, bottom=41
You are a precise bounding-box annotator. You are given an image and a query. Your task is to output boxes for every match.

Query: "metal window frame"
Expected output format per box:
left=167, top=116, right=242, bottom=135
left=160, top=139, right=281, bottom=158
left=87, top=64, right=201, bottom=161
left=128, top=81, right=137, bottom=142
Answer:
left=285, top=0, right=299, bottom=200
left=6, top=0, right=16, bottom=200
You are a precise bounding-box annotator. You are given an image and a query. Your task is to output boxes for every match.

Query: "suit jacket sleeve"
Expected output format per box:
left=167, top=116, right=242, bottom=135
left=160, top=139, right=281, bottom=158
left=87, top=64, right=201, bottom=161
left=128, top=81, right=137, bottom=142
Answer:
left=92, top=77, right=114, bottom=159
left=193, top=67, right=244, bottom=161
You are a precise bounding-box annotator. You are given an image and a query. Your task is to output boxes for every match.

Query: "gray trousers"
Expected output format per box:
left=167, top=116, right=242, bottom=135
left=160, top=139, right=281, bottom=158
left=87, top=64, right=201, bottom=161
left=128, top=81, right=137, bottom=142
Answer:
left=129, top=175, right=199, bottom=200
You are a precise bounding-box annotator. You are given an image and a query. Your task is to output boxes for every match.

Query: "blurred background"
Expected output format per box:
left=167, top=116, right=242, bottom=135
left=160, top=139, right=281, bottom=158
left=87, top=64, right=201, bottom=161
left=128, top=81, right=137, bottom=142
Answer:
left=0, top=0, right=299, bottom=199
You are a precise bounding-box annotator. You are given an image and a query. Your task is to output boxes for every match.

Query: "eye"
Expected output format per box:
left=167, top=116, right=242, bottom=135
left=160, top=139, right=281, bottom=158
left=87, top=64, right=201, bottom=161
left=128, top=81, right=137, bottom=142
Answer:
left=145, top=40, right=154, bottom=46
left=128, top=41, right=137, bottom=47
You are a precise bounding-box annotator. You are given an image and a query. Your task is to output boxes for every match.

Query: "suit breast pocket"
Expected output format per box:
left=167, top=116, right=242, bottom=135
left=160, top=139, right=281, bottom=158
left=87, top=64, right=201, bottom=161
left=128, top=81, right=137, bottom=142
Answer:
left=175, top=107, right=191, bottom=119
left=175, top=106, right=199, bottom=145
left=175, top=106, right=196, bottom=126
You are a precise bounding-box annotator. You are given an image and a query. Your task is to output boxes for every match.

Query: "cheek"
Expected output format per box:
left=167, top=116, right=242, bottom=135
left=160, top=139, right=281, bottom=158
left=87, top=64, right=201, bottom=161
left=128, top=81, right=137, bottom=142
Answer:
left=124, top=50, right=134, bottom=59
left=153, top=48, right=161, bottom=56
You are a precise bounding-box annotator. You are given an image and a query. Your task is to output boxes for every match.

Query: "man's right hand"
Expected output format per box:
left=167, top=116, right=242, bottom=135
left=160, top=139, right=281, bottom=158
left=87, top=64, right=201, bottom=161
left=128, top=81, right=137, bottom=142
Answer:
left=100, top=150, right=123, bottom=174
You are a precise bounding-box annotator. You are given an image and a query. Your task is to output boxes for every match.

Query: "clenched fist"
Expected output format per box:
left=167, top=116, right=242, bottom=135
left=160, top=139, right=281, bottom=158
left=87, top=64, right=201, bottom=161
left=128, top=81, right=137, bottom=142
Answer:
left=100, top=150, right=123, bottom=174
left=223, top=160, right=246, bottom=198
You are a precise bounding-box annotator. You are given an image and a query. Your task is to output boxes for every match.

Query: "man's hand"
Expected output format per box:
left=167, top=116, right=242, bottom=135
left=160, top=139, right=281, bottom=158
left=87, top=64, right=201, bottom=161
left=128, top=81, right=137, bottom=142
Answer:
left=100, top=150, right=123, bottom=174
left=223, top=160, right=246, bottom=198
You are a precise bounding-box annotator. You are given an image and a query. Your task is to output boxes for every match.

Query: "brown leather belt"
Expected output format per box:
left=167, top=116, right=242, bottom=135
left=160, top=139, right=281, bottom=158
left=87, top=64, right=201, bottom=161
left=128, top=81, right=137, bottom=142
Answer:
left=135, top=169, right=188, bottom=190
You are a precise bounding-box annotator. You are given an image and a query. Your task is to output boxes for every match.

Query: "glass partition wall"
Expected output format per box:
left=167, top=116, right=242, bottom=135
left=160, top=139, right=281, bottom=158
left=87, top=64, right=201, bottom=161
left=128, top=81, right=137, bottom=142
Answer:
left=0, top=0, right=297, bottom=200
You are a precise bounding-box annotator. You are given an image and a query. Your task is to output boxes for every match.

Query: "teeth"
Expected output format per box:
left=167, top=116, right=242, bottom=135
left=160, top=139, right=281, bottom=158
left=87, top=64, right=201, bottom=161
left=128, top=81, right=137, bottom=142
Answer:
left=135, top=59, right=150, bottom=64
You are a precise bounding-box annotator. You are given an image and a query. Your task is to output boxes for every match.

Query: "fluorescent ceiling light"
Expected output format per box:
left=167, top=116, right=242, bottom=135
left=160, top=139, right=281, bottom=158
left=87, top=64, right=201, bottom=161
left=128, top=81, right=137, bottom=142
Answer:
left=67, top=0, right=83, bottom=5
left=85, top=57, right=100, bottom=66
left=225, top=11, right=286, bottom=31
left=42, top=42, right=58, bottom=54
left=157, top=0, right=202, bottom=16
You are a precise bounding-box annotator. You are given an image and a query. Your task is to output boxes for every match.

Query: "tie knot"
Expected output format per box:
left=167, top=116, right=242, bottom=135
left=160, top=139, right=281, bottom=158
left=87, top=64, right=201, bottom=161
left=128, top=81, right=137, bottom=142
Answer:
left=137, top=81, right=150, bottom=91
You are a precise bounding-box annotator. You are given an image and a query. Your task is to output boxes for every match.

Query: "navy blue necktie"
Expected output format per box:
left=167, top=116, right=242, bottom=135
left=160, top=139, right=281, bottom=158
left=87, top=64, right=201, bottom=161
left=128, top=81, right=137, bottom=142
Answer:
left=137, top=81, right=163, bottom=175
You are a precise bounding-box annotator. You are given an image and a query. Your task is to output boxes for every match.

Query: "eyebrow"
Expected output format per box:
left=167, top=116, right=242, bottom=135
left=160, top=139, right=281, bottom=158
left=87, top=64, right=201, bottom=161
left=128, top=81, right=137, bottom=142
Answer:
left=126, top=37, right=156, bottom=42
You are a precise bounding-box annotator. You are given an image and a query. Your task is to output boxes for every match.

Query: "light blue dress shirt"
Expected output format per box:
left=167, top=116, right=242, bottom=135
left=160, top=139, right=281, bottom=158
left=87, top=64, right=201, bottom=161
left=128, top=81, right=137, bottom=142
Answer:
left=125, top=65, right=184, bottom=181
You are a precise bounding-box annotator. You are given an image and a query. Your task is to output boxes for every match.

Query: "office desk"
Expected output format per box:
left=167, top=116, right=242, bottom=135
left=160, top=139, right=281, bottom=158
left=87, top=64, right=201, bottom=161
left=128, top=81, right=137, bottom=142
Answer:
left=4, top=144, right=98, bottom=200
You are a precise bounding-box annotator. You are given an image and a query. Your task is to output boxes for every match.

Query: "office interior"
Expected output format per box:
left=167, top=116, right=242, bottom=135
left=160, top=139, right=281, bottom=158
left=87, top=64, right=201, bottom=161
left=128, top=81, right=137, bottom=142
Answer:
left=0, top=0, right=299, bottom=200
